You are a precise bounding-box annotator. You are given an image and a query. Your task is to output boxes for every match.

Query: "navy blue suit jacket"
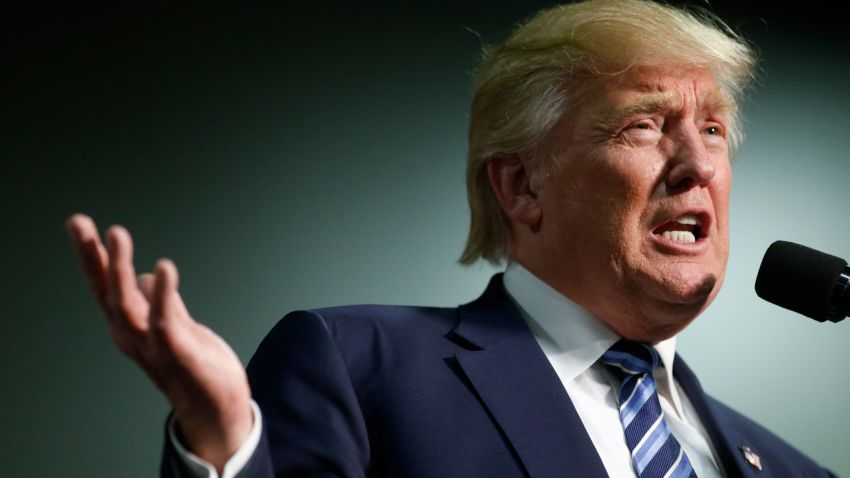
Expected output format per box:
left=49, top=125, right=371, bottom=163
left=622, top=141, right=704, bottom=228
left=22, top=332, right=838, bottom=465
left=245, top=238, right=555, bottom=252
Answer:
left=162, top=275, right=835, bottom=477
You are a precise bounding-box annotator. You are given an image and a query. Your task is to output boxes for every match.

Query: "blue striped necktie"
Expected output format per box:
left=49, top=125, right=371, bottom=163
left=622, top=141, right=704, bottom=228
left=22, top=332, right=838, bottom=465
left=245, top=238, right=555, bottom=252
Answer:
left=601, top=340, right=697, bottom=478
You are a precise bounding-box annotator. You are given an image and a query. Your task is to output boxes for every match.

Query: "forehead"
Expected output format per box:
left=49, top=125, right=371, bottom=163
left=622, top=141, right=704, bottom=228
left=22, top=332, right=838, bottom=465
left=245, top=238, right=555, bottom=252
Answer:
left=583, top=65, right=731, bottom=120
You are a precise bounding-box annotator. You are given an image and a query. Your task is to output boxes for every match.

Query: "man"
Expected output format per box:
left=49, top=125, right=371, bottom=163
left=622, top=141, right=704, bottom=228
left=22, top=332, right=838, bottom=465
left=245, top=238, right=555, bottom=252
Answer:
left=67, top=0, right=836, bottom=476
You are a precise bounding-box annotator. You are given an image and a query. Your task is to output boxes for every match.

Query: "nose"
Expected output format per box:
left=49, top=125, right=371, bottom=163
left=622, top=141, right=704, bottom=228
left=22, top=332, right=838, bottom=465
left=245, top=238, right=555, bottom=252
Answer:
left=664, top=126, right=716, bottom=191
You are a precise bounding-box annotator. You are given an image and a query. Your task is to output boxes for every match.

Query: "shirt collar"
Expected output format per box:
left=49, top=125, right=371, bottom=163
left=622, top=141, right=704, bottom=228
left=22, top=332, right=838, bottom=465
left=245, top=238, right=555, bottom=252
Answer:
left=502, top=262, right=678, bottom=382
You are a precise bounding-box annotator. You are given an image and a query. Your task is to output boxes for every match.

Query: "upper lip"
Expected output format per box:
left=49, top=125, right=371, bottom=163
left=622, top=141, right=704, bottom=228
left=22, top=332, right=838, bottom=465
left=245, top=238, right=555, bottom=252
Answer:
left=650, top=208, right=713, bottom=238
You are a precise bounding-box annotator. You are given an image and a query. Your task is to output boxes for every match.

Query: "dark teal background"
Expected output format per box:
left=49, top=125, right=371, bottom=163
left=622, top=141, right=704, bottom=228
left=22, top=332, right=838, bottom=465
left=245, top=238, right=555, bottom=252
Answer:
left=5, top=2, right=849, bottom=476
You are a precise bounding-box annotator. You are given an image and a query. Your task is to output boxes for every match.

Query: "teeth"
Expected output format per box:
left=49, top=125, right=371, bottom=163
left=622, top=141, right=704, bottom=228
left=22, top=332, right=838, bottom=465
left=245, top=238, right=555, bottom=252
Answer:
left=675, top=214, right=700, bottom=226
left=662, top=230, right=696, bottom=244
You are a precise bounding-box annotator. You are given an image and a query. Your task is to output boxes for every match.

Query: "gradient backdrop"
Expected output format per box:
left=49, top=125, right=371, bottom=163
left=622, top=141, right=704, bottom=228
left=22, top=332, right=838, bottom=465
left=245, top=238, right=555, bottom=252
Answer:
left=5, top=2, right=849, bottom=476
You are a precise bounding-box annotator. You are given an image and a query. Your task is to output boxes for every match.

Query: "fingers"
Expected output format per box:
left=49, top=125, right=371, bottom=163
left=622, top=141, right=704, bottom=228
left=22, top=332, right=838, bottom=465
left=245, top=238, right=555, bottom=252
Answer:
left=149, top=259, right=200, bottom=364
left=106, top=225, right=149, bottom=332
left=150, top=259, right=181, bottom=329
left=138, top=273, right=156, bottom=302
left=66, top=214, right=109, bottom=303
left=144, top=263, right=191, bottom=328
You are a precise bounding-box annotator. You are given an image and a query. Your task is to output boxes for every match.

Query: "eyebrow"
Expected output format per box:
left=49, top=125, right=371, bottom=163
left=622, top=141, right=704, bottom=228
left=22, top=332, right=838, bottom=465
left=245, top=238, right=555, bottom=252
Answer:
left=601, top=93, right=678, bottom=129
left=596, top=89, right=733, bottom=131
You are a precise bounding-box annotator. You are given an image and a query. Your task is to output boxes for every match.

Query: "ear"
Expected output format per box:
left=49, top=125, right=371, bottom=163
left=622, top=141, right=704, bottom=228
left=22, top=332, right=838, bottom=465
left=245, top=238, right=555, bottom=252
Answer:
left=487, top=155, right=542, bottom=227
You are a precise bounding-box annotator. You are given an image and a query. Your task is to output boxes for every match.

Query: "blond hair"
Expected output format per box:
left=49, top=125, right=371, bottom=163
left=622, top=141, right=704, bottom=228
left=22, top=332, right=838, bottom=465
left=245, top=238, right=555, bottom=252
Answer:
left=460, top=0, right=756, bottom=266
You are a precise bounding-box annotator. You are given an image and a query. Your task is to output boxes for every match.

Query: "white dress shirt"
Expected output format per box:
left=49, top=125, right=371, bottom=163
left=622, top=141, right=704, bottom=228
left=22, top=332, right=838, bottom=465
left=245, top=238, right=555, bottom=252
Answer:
left=175, top=264, right=724, bottom=477
left=503, top=262, right=723, bottom=477
left=169, top=401, right=262, bottom=478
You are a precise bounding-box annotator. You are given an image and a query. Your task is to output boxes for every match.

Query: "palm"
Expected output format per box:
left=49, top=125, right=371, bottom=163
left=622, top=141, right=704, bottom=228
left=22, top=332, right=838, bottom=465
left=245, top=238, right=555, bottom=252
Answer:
left=67, top=214, right=252, bottom=467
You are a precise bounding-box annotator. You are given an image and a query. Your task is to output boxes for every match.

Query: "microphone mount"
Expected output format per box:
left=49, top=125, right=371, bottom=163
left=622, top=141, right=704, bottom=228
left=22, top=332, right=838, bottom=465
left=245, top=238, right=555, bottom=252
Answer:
left=826, top=265, right=850, bottom=322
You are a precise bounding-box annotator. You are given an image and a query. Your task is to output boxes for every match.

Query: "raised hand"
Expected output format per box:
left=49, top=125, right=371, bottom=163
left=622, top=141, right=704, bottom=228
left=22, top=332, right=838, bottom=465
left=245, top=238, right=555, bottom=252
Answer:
left=66, top=214, right=253, bottom=471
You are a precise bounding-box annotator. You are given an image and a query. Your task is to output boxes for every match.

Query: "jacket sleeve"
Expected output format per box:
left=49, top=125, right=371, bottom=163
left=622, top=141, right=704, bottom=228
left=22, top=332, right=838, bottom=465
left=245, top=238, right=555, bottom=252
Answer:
left=161, top=310, right=370, bottom=478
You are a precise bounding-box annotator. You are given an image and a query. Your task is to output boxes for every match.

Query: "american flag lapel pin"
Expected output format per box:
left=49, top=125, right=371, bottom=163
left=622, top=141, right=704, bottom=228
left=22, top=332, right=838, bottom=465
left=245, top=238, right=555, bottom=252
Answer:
left=739, top=444, right=763, bottom=471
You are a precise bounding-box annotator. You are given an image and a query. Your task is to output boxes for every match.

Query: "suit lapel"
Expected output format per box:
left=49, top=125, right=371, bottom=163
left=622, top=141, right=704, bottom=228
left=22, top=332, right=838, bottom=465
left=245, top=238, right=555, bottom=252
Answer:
left=674, top=356, right=768, bottom=478
left=449, top=275, right=608, bottom=478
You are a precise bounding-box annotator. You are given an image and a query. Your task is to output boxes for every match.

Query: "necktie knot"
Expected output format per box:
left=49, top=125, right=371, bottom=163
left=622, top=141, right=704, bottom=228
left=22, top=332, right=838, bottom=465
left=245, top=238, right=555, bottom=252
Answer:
left=601, top=339, right=661, bottom=376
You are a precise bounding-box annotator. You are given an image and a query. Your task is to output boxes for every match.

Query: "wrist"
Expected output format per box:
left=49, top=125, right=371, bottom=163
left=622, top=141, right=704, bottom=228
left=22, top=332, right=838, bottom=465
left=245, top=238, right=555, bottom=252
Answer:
left=175, top=397, right=253, bottom=472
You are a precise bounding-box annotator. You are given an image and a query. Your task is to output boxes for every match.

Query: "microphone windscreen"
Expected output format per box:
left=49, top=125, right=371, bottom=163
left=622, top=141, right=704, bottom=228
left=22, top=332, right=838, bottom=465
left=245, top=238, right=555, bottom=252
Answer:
left=755, top=241, right=847, bottom=321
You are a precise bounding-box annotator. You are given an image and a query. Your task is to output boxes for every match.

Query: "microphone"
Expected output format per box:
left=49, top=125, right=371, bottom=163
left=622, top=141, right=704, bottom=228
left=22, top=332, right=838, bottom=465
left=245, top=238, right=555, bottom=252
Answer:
left=755, top=241, right=850, bottom=323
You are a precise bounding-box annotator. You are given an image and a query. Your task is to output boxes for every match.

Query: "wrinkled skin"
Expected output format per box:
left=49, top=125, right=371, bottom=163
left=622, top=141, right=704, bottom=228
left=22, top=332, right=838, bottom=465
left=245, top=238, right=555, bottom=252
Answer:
left=492, top=65, right=732, bottom=342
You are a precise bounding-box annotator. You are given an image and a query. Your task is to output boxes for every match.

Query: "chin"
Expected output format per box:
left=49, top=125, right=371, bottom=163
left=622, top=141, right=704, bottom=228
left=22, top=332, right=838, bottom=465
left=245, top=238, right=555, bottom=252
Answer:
left=645, top=260, right=722, bottom=303
left=622, top=267, right=721, bottom=335
left=664, top=275, right=717, bottom=305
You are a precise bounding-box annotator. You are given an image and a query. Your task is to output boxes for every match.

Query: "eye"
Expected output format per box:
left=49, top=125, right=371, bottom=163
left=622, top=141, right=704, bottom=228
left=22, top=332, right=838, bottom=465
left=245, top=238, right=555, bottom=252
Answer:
left=702, top=123, right=728, bottom=143
left=629, top=120, right=655, bottom=130
left=618, top=118, right=662, bottom=145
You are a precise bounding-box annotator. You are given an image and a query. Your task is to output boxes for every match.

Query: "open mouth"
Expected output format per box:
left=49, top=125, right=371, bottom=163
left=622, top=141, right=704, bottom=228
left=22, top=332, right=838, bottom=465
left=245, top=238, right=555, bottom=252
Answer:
left=652, top=214, right=704, bottom=244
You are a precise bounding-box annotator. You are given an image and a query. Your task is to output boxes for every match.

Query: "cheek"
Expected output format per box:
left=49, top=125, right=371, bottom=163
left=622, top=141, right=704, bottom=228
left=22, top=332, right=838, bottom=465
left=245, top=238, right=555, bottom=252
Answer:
left=540, top=149, right=658, bottom=251
left=563, top=170, right=644, bottom=256
left=600, top=161, right=659, bottom=231
left=600, top=145, right=662, bottom=197
left=538, top=171, right=611, bottom=259
left=713, top=166, right=733, bottom=227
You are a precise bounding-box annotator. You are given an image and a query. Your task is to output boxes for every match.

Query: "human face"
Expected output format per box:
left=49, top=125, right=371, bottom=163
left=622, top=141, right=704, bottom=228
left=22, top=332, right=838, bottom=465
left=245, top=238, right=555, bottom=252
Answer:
left=526, top=65, right=732, bottom=342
